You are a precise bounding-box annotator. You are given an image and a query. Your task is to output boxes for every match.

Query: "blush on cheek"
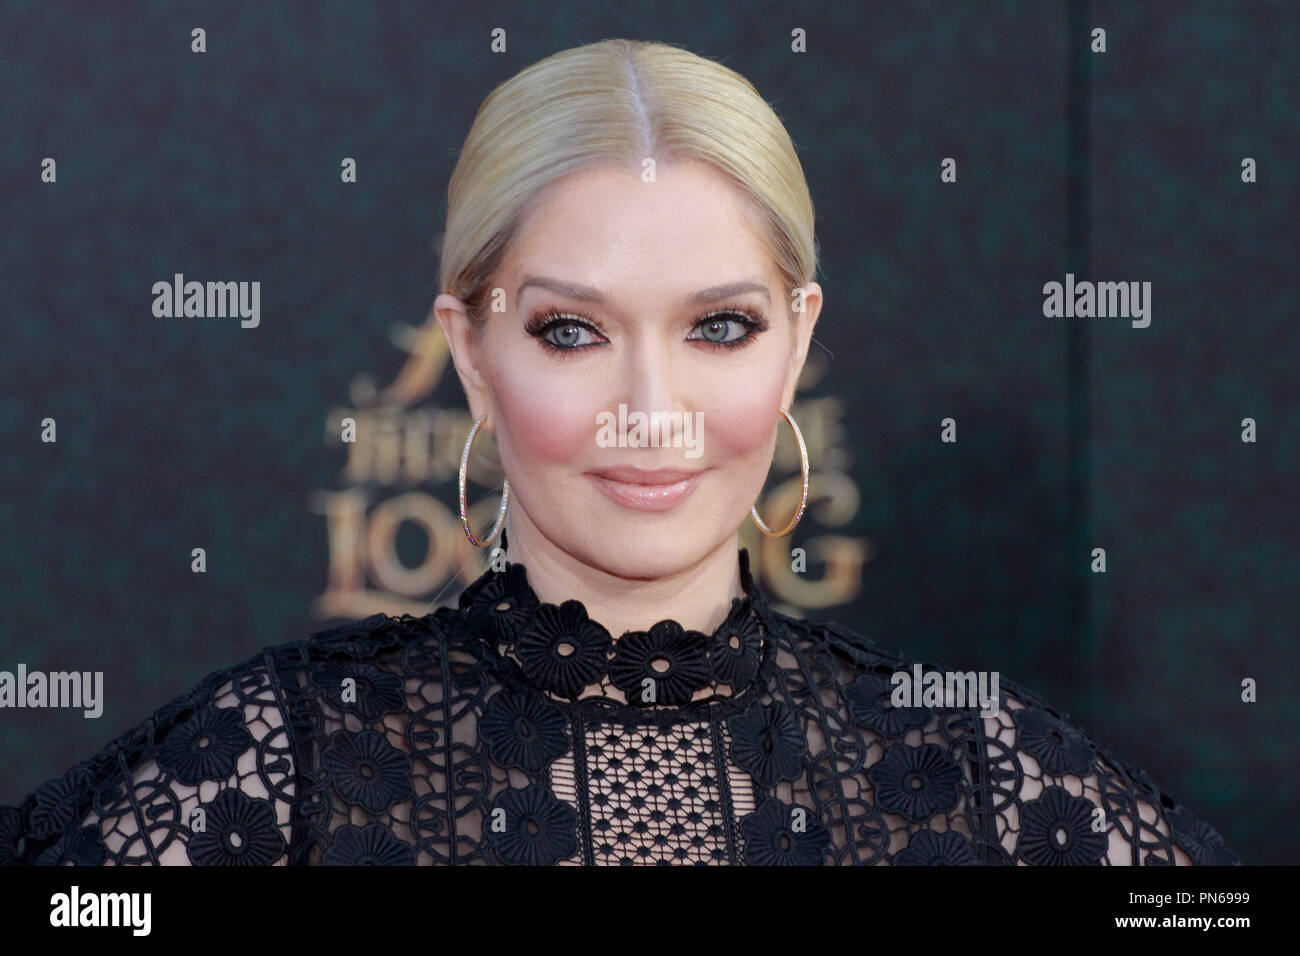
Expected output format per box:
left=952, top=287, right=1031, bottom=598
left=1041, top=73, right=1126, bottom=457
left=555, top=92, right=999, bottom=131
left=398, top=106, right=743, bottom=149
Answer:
left=704, top=379, right=788, bottom=460
left=492, top=381, right=595, bottom=469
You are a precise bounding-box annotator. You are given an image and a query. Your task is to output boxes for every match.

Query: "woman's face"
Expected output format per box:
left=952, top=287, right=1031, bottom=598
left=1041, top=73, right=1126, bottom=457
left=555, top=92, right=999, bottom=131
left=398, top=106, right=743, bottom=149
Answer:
left=435, top=159, right=822, bottom=580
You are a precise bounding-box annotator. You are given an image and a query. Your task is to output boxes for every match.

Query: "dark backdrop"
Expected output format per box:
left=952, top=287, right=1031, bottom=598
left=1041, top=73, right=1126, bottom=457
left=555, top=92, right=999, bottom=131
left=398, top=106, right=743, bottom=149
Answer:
left=1, top=0, right=1295, bottom=864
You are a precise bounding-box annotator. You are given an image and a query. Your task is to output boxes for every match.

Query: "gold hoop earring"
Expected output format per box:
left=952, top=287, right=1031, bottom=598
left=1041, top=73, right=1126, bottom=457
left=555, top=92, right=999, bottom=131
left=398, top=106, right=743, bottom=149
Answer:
left=749, top=407, right=810, bottom=538
left=459, top=415, right=510, bottom=547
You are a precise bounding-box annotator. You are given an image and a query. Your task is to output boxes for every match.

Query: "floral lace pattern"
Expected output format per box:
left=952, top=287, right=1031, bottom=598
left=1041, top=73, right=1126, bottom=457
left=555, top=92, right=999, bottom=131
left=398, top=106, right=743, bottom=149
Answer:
left=0, top=549, right=1239, bottom=866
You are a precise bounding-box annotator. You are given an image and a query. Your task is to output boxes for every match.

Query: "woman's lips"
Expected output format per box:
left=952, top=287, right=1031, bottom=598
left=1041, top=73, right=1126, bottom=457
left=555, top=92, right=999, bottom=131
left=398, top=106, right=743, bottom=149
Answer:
left=585, top=467, right=707, bottom=513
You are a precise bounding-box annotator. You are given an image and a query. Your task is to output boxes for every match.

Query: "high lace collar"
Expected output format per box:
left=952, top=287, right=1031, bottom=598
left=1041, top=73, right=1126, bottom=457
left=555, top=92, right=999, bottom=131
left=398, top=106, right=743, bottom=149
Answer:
left=454, top=548, right=779, bottom=711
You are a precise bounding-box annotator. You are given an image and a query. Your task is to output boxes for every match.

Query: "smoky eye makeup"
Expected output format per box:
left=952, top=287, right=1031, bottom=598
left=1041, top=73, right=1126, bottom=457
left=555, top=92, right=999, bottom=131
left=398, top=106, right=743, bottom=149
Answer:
left=523, top=303, right=770, bottom=356
left=523, top=309, right=610, bottom=353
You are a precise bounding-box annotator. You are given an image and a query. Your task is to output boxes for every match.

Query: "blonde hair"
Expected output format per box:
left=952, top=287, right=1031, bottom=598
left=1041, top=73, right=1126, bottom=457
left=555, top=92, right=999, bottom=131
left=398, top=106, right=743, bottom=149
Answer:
left=437, top=38, right=819, bottom=336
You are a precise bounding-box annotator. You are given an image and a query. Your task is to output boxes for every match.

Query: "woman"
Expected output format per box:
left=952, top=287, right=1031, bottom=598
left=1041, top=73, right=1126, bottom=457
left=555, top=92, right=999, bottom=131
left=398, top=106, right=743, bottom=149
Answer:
left=0, top=38, right=1236, bottom=867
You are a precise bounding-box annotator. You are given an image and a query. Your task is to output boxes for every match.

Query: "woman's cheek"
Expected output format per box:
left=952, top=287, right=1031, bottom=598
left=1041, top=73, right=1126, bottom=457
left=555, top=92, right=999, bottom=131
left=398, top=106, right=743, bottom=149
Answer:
left=493, top=372, right=603, bottom=470
left=703, top=377, right=787, bottom=460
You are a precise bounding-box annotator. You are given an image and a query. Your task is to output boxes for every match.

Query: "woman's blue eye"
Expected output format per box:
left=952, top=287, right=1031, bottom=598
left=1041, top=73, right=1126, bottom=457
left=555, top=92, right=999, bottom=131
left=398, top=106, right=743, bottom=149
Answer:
left=546, top=323, right=596, bottom=348
left=524, top=311, right=608, bottom=353
left=691, top=316, right=746, bottom=344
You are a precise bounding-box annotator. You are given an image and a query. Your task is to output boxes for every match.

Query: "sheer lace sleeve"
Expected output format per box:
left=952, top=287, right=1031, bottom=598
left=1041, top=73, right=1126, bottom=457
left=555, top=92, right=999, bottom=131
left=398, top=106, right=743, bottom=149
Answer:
left=983, top=676, right=1240, bottom=866
left=0, top=649, right=298, bottom=866
left=790, top=615, right=1239, bottom=866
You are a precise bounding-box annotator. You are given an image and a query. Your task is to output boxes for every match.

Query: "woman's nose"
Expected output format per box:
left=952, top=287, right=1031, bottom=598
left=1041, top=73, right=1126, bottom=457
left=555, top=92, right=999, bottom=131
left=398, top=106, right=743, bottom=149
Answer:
left=621, top=341, right=691, bottom=436
left=623, top=340, right=673, bottom=405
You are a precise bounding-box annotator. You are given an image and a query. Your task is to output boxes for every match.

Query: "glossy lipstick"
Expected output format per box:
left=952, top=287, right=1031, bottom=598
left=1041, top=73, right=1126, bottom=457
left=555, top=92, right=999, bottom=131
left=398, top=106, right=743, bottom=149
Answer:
left=585, top=466, right=706, bottom=513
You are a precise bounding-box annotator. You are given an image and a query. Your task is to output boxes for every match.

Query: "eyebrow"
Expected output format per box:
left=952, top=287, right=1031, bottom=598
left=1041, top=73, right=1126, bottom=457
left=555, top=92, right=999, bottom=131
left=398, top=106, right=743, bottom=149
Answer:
left=516, top=276, right=773, bottom=307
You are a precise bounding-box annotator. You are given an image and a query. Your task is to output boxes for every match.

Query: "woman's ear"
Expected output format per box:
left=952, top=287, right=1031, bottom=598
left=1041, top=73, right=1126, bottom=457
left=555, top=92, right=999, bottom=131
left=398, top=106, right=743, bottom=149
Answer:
left=782, top=281, right=823, bottom=410
left=433, top=292, right=494, bottom=425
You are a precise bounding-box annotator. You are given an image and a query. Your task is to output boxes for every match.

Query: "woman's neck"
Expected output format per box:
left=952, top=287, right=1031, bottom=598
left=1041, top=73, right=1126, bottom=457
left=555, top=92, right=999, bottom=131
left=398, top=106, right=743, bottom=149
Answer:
left=500, top=513, right=746, bottom=640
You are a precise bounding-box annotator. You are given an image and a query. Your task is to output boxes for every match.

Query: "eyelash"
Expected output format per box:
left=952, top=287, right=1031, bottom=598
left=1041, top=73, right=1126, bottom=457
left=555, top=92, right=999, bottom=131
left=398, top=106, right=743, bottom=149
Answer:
left=524, top=303, right=769, bottom=356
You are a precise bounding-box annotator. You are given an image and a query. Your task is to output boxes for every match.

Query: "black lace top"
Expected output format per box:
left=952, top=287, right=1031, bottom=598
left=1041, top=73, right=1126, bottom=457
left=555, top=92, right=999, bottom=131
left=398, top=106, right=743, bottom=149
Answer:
left=0, top=549, right=1238, bottom=866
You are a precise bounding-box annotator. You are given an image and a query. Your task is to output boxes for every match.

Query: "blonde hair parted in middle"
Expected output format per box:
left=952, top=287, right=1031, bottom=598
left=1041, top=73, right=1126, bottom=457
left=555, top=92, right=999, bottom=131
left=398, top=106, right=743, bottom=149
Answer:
left=437, top=38, right=819, bottom=338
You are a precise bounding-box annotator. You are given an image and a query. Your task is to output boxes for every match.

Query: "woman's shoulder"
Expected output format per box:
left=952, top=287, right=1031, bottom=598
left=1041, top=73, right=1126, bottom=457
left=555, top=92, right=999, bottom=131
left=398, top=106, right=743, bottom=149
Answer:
left=0, top=608, right=460, bottom=866
left=771, top=609, right=1241, bottom=866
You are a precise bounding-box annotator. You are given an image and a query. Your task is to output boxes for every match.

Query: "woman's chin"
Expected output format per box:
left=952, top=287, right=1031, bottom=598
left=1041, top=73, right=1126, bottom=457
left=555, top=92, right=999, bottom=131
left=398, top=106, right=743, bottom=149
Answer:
left=562, top=525, right=725, bottom=580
